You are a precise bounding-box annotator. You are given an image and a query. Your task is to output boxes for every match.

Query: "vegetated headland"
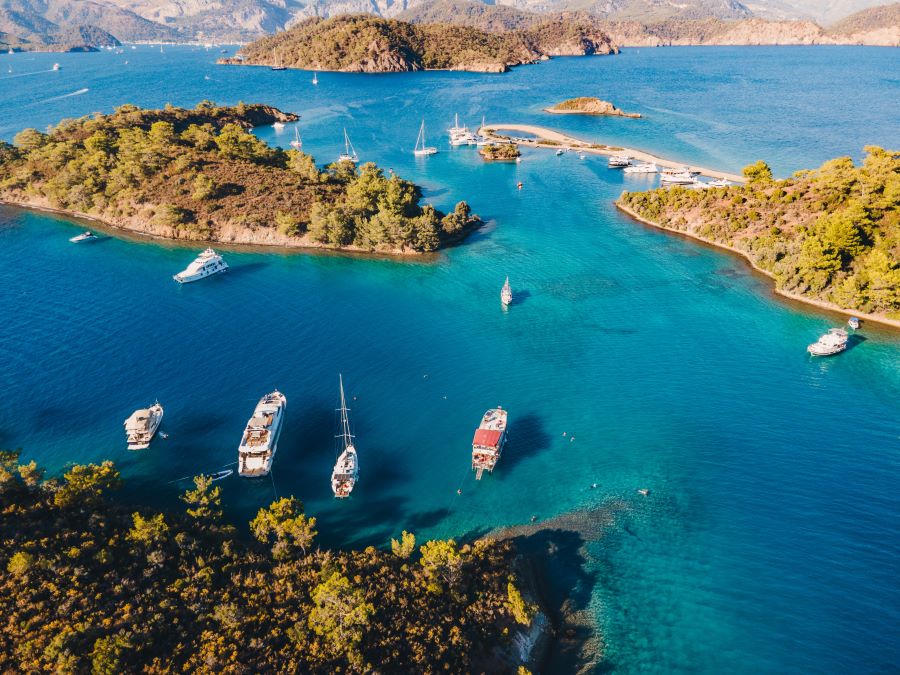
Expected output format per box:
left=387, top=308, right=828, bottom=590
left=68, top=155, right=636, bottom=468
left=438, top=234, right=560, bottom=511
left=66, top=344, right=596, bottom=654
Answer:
left=481, top=123, right=746, bottom=183
left=217, top=14, right=618, bottom=74
left=545, top=97, right=641, bottom=118
left=0, top=103, right=482, bottom=255
left=0, top=450, right=551, bottom=673
left=617, top=148, right=900, bottom=328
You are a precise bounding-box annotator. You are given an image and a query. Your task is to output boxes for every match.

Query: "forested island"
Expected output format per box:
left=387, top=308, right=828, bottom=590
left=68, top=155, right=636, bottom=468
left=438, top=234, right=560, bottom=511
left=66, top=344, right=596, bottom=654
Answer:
left=0, top=450, right=543, bottom=672
left=0, top=103, right=482, bottom=255
left=481, top=142, right=521, bottom=161
left=219, top=14, right=618, bottom=74
left=545, top=97, right=641, bottom=118
left=617, top=147, right=900, bottom=324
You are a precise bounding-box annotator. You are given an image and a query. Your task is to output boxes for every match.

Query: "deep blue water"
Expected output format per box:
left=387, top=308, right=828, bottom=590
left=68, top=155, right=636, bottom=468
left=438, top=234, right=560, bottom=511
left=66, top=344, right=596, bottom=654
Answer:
left=1, top=46, right=899, bottom=673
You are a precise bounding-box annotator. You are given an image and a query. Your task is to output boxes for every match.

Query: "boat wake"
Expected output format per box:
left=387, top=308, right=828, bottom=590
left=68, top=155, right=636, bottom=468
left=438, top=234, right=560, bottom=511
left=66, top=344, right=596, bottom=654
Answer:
left=37, top=88, right=89, bottom=104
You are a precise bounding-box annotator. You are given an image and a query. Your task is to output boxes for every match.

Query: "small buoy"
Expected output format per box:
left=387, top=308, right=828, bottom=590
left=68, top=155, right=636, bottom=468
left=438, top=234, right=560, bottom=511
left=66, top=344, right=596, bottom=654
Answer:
left=160, top=432, right=169, bottom=439
left=442, top=395, right=447, bottom=399
left=423, top=374, right=428, bottom=379
left=590, top=483, right=597, bottom=489
left=516, top=181, right=523, bottom=189
left=457, top=489, right=462, bottom=495
left=562, top=431, right=567, bottom=437
left=353, top=396, right=357, bottom=400
left=570, top=436, right=575, bottom=442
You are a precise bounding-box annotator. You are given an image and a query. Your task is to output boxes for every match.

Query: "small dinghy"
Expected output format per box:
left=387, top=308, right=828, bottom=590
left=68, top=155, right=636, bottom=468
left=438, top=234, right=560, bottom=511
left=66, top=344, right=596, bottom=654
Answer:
left=206, top=469, right=233, bottom=482
left=847, top=317, right=861, bottom=330
left=70, top=231, right=97, bottom=243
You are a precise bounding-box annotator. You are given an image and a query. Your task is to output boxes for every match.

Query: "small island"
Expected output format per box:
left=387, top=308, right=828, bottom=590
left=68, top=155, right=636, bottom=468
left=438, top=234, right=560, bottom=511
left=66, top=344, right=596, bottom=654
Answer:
left=545, top=97, right=641, bottom=118
left=219, top=15, right=618, bottom=74
left=480, top=143, right=521, bottom=161
left=616, top=147, right=900, bottom=326
left=0, top=103, right=482, bottom=255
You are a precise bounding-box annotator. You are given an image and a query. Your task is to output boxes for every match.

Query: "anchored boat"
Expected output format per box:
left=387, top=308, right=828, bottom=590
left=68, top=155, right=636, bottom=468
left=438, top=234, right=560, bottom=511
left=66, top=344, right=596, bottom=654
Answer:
left=173, top=248, right=228, bottom=283
left=238, top=391, right=287, bottom=477
left=413, top=120, right=438, bottom=156
left=608, top=155, right=631, bottom=168
left=472, top=407, right=508, bottom=479
left=69, top=231, right=97, bottom=243
left=290, top=126, right=302, bottom=150
left=331, top=375, right=359, bottom=498
left=807, top=328, right=849, bottom=356
left=624, top=162, right=658, bottom=174
left=338, top=128, right=359, bottom=164
left=124, top=402, right=164, bottom=450
left=501, top=277, right=513, bottom=306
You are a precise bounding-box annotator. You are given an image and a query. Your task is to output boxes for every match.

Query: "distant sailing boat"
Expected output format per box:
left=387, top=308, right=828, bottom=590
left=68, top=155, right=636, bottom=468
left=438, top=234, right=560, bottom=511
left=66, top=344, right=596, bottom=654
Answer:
left=501, top=277, right=513, bottom=306
left=331, top=375, right=359, bottom=498
left=312, top=71, right=319, bottom=85
left=290, top=125, right=302, bottom=150
left=271, top=49, right=286, bottom=71
left=413, top=120, right=438, bottom=156
left=338, top=128, right=358, bottom=163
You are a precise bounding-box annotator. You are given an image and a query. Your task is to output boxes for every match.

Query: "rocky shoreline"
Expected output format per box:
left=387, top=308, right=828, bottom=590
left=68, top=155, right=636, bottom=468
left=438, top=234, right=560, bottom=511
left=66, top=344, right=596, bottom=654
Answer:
left=0, top=198, right=483, bottom=258
left=615, top=201, right=900, bottom=331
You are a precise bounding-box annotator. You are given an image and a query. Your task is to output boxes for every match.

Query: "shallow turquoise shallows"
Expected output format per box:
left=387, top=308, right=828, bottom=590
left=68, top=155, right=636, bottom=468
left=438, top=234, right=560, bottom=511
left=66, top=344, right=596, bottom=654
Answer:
left=1, top=46, right=899, bottom=674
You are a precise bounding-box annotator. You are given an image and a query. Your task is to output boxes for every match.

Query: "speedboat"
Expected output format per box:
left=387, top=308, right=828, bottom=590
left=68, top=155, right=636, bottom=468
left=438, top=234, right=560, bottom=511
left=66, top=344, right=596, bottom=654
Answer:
left=69, top=231, right=97, bottom=243
left=708, top=177, right=733, bottom=188
left=173, top=248, right=228, bottom=283
left=608, top=155, right=631, bottom=168
left=52, top=63, right=61, bottom=71
left=501, top=277, right=512, bottom=306
left=555, top=149, right=564, bottom=156
left=624, top=162, right=658, bottom=174
left=206, top=469, right=233, bottom=482
left=807, top=328, right=849, bottom=356
left=847, top=317, right=861, bottom=330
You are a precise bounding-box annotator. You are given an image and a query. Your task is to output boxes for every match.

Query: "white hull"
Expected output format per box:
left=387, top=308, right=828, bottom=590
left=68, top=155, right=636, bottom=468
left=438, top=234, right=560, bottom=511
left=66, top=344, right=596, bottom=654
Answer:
left=331, top=447, right=358, bottom=498
left=125, top=404, right=163, bottom=450
left=238, top=391, right=287, bottom=477
left=70, top=232, right=97, bottom=243
left=174, top=265, right=227, bottom=283
left=414, top=147, right=438, bottom=156
left=174, top=248, right=228, bottom=283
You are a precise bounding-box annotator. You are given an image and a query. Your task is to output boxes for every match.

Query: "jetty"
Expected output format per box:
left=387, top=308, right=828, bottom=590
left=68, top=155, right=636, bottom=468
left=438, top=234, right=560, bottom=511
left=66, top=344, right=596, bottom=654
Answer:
left=479, top=123, right=747, bottom=184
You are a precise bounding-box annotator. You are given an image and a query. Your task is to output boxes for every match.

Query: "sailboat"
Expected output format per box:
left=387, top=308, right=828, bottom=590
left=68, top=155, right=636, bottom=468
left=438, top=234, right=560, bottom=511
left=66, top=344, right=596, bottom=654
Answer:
left=338, top=128, right=358, bottom=164
left=413, top=120, right=438, bottom=156
left=271, top=49, right=286, bottom=71
left=331, top=375, right=359, bottom=498
left=312, top=71, right=319, bottom=85
left=290, top=126, right=302, bottom=150
left=501, top=277, right=513, bottom=306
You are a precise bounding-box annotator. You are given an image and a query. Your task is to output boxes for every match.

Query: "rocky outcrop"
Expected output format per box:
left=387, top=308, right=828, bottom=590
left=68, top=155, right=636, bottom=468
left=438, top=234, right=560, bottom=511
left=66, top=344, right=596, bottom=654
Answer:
left=545, top=97, right=641, bottom=117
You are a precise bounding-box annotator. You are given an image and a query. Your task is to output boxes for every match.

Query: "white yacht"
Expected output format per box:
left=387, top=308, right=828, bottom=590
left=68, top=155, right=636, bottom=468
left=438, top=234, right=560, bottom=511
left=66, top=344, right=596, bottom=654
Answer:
left=448, top=113, right=476, bottom=146
left=124, top=402, right=164, bottom=450
left=708, top=177, right=733, bottom=188
left=413, top=120, right=438, bottom=156
left=501, top=277, right=513, bottom=306
left=173, top=248, right=228, bottom=283
left=69, top=231, right=97, bottom=243
left=338, top=128, right=359, bottom=164
left=312, top=71, right=318, bottom=85
left=608, top=155, right=631, bottom=168
left=272, top=121, right=285, bottom=130
left=807, top=328, right=849, bottom=356
left=331, top=375, right=359, bottom=498
left=660, top=168, right=697, bottom=185
left=624, top=162, right=658, bottom=174
left=290, top=126, right=302, bottom=150
left=238, top=391, right=287, bottom=477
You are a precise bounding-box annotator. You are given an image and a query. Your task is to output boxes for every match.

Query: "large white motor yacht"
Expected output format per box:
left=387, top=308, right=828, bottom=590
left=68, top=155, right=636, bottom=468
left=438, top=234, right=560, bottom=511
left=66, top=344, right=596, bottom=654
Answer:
left=660, top=168, right=697, bottom=185
left=173, top=248, right=228, bottom=283
left=807, top=328, right=849, bottom=356
left=238, top=391, right=287, bottom=477
left=624, top=162, right=658, bottom=174
left=124, top=402, right=164, bottom=450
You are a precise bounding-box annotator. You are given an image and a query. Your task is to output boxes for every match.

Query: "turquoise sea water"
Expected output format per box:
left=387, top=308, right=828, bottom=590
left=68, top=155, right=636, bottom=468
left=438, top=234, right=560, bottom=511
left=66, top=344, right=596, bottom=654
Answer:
left=1, top=46, right=899, bottom=673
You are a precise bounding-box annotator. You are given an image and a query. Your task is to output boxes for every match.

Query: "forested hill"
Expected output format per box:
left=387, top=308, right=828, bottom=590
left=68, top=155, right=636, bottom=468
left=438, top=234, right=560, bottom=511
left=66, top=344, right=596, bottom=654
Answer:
left=0, top=103, right=482, bottom=255
left=221, top=14, right=618, bottom=74
left=617, top=148, right=900, bottom=321
left=0, top=450, right=538, bottom=672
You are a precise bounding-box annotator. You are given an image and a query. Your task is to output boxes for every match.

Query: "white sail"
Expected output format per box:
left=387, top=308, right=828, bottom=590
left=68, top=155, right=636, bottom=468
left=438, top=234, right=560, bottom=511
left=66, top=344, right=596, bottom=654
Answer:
left=414, top=120, right=438, bottom=156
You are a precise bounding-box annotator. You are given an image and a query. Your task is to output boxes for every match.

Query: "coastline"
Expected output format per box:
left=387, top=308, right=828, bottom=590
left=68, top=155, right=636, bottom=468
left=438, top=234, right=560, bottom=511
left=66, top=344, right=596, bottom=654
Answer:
left=614, top=200, right=900, bottom=331
left=481, top=123, right=746, bottom=183
left=0, top=198, right=479, bottom=260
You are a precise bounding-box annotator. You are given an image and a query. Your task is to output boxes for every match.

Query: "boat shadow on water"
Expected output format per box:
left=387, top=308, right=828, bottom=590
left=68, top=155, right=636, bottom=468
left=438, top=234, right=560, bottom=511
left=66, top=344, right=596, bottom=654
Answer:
left=508, top=289, right=532, bottom=306
left=496, top=412, right=552, bottom=475
left=224, top=261, right=268, bottom=278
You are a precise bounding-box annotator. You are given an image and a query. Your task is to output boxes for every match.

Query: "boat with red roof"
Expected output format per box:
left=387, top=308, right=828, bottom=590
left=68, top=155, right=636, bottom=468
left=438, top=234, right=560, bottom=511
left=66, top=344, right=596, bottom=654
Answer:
left=472, top=407, right=508, bottom=479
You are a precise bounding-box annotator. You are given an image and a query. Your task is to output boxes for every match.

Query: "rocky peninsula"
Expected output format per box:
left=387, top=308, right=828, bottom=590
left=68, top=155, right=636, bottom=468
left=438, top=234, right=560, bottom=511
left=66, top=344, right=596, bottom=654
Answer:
left=0, top=103, right=482, bottom=256
left=218, top=14, right=618, bottom=74
left=545, top=97, right=641, bottom=118
left=617, top=148, right=900, bottom=328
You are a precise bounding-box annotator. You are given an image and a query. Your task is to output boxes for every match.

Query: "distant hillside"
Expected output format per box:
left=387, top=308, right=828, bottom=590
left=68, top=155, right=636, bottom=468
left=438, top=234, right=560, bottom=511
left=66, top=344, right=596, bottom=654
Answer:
left=746, top=0, right=895, bottom=23
left=396, top=0, right=543, bottom=30
left=828, top=2, right=900, bottom=31
left=493, top=0, right=752, bottom=21
left=0, top=0, right=177, bottom=47
left=222, top=14, right=618, bottom=73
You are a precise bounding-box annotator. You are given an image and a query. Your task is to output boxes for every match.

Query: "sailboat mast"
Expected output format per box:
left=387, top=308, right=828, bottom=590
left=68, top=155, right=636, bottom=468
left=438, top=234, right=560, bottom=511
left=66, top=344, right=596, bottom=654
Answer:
left=339, top=374, right=353, bottom=447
